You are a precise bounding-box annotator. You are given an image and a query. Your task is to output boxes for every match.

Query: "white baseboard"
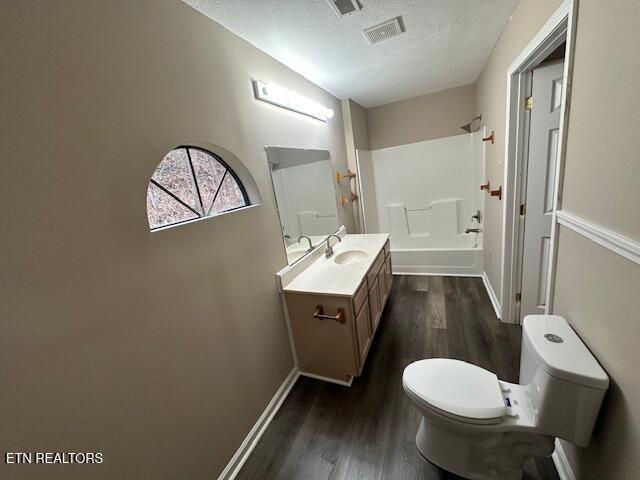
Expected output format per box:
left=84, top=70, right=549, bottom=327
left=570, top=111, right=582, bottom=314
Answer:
left=217, top=368, right=299, bottom=480
left=552, top=438, right=576, bottom=480
left=298, top=370, right=353, bottom=387
left=392, top=271, right=482, bottom=278
left=481, top=271, right=502, bottom=319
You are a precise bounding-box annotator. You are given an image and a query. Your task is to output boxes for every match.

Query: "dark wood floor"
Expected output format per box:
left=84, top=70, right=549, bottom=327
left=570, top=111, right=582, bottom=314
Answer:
left=237, top=276, right=560, bottom=480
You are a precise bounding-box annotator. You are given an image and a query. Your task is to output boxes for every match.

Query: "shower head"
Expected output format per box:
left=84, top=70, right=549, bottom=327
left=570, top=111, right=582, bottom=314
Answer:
left=461, top=115, right=482, bottom=133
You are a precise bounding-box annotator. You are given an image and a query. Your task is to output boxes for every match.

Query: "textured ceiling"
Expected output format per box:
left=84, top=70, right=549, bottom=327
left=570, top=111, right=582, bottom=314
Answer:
left=183, top=0, right=520, bottom=108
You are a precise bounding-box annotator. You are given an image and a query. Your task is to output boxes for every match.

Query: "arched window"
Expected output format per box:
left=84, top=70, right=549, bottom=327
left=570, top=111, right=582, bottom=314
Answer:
left=147, top=146, right=250, bottom=231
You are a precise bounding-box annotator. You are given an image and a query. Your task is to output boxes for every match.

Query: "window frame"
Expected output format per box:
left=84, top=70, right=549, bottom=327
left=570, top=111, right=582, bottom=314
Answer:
left=147, top=145, right=251, bottom=232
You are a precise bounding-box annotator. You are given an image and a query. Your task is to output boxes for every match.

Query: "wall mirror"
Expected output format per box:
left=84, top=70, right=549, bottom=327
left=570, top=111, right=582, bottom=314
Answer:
left=266, top=146, right=340, bottom=264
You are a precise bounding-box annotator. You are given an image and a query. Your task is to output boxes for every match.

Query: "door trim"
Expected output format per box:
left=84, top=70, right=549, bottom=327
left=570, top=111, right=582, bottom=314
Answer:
left=500, top=0, right=578, bottom=324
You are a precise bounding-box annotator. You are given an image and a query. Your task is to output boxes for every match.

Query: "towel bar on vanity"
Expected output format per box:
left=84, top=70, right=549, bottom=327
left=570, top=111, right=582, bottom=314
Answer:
left=313, top=305, right=346, bottom=324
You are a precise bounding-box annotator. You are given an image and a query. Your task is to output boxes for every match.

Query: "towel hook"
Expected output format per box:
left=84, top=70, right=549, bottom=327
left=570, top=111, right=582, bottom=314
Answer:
left=340, top=192, right=358, bottom=205
left=336, top=169, right=356, bottom=182
left=482, top=130, right=495, bottom=144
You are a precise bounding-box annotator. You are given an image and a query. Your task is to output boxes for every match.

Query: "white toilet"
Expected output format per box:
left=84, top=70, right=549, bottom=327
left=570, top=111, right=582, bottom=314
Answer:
left=402, top=315, right=609, bottom=480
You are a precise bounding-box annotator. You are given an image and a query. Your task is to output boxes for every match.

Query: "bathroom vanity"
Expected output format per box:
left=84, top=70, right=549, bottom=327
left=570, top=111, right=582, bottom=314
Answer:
left=277, top=233, right=392, bottom=385
left=266, top=146, right=391, bottom=385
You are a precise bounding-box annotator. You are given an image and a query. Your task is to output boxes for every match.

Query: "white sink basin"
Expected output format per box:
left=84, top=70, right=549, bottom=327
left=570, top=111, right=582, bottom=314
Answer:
left=333, top=249, right=368, bottom=265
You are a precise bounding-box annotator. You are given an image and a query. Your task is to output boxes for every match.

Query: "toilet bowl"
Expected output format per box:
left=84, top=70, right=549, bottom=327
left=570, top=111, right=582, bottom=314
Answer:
left=403, top=315, right=609, bottom=480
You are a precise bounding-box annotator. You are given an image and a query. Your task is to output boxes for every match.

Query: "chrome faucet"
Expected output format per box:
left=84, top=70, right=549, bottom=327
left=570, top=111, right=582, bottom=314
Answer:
left=465, top=228, right=482, bottom=234
left=298, top=235, right=314, bottom=252
left=324, top=234, right=342, bottom=258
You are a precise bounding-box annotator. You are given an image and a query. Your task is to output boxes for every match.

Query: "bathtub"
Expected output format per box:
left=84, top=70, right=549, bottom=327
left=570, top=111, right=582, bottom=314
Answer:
left=390, top=234, right=483, bottom=276
left=357, top=132, right=486, bottom=276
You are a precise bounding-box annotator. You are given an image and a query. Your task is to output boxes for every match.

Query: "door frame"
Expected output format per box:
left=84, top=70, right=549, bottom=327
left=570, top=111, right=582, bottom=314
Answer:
left=500, top=0, right=578, bottom=324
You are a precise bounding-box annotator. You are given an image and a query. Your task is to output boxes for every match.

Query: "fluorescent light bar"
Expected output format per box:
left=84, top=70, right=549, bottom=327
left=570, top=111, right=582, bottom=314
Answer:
left=253, top=80, right=334, bottom=122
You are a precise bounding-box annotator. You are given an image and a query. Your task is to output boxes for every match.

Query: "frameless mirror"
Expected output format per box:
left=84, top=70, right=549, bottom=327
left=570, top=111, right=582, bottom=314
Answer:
left=266, top=146, right=340, bottom=264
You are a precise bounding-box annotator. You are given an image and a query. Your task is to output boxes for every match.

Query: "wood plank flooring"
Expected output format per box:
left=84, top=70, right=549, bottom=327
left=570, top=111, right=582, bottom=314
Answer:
left=237, top=276, right=560, bottom=480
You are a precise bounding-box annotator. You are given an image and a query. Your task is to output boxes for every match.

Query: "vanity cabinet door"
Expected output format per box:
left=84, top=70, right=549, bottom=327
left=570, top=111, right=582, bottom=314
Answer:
left=367, top=250, right=385, bottom=289
left=369, top=277, right=380, bottom=332
left=377, top=266, right=386, bottom=313
left=355, top=300, right=371, bottom=364
left=384, top=256, right=392, bottom=295
left=353, top=280, right=368, bottom=314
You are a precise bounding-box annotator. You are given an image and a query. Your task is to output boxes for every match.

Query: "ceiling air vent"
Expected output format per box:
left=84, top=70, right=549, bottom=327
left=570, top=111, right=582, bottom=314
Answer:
left=327, top=0, right=361, bottom=17
left=363, top=17, right=403, bottom=45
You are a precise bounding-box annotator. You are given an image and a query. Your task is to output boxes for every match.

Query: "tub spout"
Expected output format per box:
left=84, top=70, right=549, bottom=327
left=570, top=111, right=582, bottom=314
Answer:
left=465, top=228, right=482, bottom=234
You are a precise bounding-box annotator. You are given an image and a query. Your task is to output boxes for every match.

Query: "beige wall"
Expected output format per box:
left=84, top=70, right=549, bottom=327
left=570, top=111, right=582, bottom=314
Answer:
left=475, top=0, right=562, bottom=302
left=553, top=229, right=640, bottom=479
left=551, top=0, right=640, bottom=477
left=366, top=84, right=476, bottom=150
left=0, top=1, right=353, bottom=479
left=342, top=99, right=370, bottom=232
left=342, top=99, right=370, bottom=152
left=559, top=2, right=640, bottom=240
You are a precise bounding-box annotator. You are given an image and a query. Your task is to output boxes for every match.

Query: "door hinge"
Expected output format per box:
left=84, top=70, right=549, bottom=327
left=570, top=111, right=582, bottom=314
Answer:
left=515, top=293, right=522, bottom=303
left=520, top=203, right=526, bottom=216
left=524, top=96, right=533, bottom=111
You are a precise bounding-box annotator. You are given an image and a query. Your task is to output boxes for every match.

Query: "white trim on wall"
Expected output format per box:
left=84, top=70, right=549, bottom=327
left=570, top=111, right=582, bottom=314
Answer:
left=556, top=210, right=640, bottom=265
left=552, top=439, right=577, bottom=480
left=217, top=368, right=299, bottom=480
left=482, top=271, right=502, bottom=320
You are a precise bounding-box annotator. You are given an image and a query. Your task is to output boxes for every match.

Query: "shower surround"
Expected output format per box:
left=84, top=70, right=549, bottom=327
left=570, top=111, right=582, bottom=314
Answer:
left=357, top=131, right=486, bottom=275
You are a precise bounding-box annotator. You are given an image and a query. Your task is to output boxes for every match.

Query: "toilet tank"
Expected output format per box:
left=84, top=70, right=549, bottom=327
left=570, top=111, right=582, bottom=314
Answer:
left=519, top=315, right=609, bottom=446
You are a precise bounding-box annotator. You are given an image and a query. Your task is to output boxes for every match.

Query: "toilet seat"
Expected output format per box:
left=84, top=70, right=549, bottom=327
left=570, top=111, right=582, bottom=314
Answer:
left=403, top=358, right=507, bottom=425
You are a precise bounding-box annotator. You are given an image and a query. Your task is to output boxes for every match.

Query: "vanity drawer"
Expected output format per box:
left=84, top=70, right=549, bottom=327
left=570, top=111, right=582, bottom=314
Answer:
left=353, top=280, right=368, bottom=315
left=384, top=238, right=391, bottom=257
left=367, top=250, right=385, bottom=290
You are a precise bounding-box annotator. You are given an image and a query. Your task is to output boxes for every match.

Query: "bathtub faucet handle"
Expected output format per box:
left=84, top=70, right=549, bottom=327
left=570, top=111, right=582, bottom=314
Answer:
left=471, top=210, right=482, bottom=223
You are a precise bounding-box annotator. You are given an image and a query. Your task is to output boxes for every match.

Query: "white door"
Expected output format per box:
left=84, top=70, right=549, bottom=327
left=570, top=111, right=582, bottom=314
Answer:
left=519, top=60, right=564, bottom=320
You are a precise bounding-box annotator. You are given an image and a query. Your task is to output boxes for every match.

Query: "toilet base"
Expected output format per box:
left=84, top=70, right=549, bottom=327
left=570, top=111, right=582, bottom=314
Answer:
left=415, top=417, right=555, bottom=480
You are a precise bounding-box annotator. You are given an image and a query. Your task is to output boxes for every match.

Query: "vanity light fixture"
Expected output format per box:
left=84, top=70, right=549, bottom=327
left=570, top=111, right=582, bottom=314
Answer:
left=253, top=80, right=334, bottom=122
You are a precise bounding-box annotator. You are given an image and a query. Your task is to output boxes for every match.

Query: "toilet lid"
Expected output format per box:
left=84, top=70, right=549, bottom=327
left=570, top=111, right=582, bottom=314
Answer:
left=403, top=359, right=507, bottom=422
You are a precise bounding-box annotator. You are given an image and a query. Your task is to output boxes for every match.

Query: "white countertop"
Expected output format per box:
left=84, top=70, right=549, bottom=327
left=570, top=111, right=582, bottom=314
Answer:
left=281, top=234, right=389, bottom=297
